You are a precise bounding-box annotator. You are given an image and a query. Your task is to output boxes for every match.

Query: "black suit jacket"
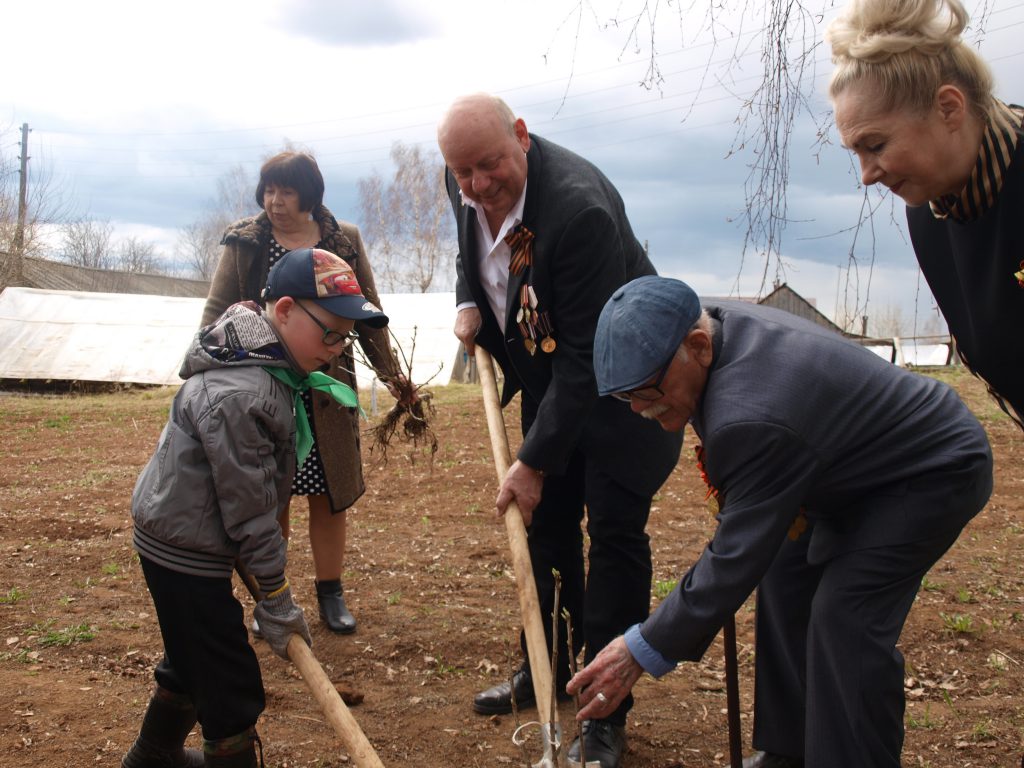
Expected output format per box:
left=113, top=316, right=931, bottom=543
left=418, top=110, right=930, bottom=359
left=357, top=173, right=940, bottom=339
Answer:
left=906, top=128, right=1024, bottom=419
left=447, top=134, right=681, bottom=496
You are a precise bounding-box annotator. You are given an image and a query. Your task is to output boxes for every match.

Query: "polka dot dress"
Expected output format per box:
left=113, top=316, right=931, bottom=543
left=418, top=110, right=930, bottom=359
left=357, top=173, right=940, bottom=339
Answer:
left=268, top=237, right=328, bottom=497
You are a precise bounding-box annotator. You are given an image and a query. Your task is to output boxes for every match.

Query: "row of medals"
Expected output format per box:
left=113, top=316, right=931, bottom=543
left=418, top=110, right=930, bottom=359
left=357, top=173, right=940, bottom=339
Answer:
left=516, top=284, right=556, bottom=356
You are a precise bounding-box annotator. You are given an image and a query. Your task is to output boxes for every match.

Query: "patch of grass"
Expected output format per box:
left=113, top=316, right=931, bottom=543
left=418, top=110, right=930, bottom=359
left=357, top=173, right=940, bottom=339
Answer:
left=653, top=579, right=677, bottom=600
left=32, top=621, right=97, bottom=647
left=940, top=612, right=976, bottom=635
left=77, top=469, right=114, bottom=487
left=955, top=588, right=975, bottom=604
left=101, top=562, right=121, bottom=577
left=986, top=652, right=1008, bottom=672
left=0, top=586, right=27, bottom=604
left=107, top=619, right=140, bottom=630
left=42, top=414, right=72, bottom=429
left=921, top=576, right=943, bottom=592
left=430, top=656, right=463, bottom=677
left=387, top=592, right=402, bottom=606
left=0, top=649, right=38, bottom=664
left=972, top=719, right=995, bottom=740
left=941, top=689, right=958, bottom=717
left=907, top=704, right=937, bottom=729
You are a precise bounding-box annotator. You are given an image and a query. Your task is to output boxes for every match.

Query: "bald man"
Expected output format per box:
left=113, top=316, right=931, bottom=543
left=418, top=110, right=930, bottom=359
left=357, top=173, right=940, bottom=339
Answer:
left=437, top=93, right=683, bottom=768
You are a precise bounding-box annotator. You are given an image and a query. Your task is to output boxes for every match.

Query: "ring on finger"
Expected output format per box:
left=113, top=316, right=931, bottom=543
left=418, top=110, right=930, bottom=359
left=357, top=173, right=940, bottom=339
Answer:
left=596, top=692, right=608, bottom=703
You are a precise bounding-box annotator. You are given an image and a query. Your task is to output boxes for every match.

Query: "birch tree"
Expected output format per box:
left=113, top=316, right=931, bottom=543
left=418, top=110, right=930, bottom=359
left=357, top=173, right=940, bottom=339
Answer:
left=357, top=142, right=455, bottom=293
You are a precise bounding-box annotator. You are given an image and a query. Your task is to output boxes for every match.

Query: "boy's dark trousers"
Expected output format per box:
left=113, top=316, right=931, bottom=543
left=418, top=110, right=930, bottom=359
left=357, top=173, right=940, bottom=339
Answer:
left=140, top=557, right=265, bottom=739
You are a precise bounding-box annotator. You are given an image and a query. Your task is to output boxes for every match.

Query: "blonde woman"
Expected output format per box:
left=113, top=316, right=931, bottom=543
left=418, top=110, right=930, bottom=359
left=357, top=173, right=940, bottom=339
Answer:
left=829, top=0, right=1022, bottom=428
left=733, top=4, right=1022, bottom=766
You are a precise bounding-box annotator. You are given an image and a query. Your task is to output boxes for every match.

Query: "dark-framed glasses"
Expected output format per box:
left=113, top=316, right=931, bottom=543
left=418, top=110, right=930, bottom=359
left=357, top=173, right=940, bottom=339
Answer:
left=611, top=357, right=672, bottom=403
left=296, top=301, right=358, bottom=348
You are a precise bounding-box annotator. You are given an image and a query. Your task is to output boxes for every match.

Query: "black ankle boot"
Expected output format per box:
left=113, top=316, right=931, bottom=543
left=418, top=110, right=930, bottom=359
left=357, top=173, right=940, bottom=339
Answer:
left=203, top=728, right=262, bottom=768
left=122, top=686, right=204, bottom=768
left=315, top=578, right=356, bottom=634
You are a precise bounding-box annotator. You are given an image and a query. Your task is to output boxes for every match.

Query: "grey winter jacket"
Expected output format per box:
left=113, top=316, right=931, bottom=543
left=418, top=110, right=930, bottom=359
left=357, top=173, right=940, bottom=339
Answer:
left=132, top=302, right=297, bottom=595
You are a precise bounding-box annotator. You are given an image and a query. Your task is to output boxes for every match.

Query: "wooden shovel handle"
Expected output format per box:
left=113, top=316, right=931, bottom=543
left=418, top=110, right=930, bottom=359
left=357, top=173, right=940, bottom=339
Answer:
left=286, top=636, right=386, bottom=768
left=234, top=562, right=386, bottom=767
left=474, top=347, right=557, bottom=727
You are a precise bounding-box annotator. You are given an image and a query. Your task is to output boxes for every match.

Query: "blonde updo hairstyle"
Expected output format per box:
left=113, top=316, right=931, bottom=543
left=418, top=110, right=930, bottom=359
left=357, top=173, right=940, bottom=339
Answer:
left=826, top=0, right=993, bottom=118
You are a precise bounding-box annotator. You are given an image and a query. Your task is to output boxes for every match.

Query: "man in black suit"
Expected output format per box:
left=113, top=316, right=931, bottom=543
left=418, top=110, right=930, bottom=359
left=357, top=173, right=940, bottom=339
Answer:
left=568, top=276, right=993, bottom=768
left=437, top=93, right=682, bottom=767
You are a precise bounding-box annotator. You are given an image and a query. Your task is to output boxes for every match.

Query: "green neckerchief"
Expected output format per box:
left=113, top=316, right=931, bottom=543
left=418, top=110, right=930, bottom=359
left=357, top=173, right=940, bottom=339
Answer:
left=263, top=367, right=361, bottom=469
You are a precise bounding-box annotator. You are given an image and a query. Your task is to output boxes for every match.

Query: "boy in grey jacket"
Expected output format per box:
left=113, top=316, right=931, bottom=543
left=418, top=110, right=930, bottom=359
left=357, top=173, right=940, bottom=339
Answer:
left=122, top=248, right=388, bottom=768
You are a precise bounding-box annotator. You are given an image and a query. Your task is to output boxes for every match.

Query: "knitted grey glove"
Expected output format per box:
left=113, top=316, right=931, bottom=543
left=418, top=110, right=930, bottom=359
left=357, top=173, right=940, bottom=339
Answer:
left=253, top=586, right=312, bottom=660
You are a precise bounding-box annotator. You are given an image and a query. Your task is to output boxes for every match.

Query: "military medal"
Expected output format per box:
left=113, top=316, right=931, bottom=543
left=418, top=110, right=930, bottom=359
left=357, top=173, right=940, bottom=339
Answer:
left=536, top=312, right=556, bottom=353
left=504, top=224, right=547, bottom=358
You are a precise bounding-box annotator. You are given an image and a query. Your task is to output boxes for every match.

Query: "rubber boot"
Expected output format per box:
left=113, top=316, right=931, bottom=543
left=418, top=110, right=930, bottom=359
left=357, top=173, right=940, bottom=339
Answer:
left=315, top=578, right=356, bottom=634
left=203, top=727, right=262, bottom=767
left=122, top=686, right=204, bottom=768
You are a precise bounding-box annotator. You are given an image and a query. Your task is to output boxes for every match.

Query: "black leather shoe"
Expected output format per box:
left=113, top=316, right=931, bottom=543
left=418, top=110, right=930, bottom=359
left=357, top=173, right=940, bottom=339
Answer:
left=472, top=667, right=571, bottom=715
left=315, top=579, right=356, bottom=634
left=473, top=667, right=535, bottom=714
left=740, top=751, right=804, bottom=768
left=567, top=719, right=626, bottom=768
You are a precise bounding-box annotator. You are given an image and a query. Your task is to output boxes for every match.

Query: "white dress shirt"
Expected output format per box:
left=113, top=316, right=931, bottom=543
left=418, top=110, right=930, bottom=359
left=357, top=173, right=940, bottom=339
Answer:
left=456, top=182, right=528, bottom=333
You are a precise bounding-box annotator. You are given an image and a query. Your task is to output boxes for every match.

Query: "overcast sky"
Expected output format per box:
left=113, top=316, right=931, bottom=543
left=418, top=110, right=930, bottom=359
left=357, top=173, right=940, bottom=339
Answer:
left=4, top=0, right=1023, bottom=333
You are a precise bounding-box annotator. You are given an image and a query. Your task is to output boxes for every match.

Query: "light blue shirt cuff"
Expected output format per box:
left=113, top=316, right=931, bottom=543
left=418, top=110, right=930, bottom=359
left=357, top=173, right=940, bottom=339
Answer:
left=624, top=624, right=676, bottom=679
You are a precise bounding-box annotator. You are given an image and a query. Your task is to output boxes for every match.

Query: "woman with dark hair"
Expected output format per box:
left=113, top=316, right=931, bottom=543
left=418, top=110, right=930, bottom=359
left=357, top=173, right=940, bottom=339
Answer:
left=203, top=150, right=402, bottom=634
left=828, top=0, right=1023, bottom=428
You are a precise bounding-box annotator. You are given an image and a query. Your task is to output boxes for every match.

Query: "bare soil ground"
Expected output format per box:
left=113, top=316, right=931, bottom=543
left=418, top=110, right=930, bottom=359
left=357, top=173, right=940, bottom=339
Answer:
left=1, top=370, right=1021, bottom=768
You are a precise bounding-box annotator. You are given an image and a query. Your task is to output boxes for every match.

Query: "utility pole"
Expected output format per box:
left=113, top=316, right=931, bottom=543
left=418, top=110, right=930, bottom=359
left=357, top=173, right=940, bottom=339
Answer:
left=4, top=123, right=30, bottom=288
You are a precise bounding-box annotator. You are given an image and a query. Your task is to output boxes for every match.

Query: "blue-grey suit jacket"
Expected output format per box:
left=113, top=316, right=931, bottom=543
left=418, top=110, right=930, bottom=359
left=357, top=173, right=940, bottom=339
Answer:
left=639, top=300, right=993, bottom=662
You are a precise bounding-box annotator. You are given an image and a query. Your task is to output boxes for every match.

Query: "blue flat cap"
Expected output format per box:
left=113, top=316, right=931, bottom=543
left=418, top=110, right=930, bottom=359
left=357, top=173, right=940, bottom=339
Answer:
left=594, top=276, right=702, bottom=396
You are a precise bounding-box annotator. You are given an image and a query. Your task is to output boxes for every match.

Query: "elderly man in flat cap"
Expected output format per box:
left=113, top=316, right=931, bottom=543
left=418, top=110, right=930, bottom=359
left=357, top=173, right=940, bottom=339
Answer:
left=567, top=276, right=992, bottom=768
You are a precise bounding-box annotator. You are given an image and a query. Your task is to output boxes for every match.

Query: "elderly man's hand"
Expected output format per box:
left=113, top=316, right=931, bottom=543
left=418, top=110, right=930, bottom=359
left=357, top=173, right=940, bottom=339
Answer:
left=495, top=459, right=544, bottom=525
left=454, top=307, right=483, bottom=355
left=566, top=636, right=644, bottom=721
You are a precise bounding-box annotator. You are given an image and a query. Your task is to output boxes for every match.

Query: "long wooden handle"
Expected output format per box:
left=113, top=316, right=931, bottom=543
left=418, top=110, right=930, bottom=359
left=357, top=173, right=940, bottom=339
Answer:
left=723, top=616, right=742, bottom=768
left=287, top=636, right=386, bottom=768
left=474, top=347, right=557, bottom=727
left=234, top=562, right=385, bottom=767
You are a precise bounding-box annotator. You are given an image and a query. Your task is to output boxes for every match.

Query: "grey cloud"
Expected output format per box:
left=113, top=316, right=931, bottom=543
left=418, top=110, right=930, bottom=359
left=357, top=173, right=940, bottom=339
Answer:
left=278, top=0, right=439, bottom=47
